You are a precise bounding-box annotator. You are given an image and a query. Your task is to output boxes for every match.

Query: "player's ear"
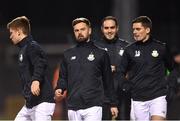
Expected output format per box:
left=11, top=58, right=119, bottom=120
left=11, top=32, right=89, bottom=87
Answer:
left=146, top=27, right=150, bottom=34
left=89, top=27, right=92, bottom=35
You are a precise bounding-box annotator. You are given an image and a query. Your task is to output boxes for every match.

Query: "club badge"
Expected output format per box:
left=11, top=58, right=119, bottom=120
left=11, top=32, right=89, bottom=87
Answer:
left=151, top=50, right=159, bottom=57
left=87, top=52, right=95, bottom=61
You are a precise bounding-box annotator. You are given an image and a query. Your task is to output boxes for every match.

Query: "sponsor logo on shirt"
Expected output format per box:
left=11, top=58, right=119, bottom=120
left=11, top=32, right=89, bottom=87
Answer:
left=71, top=56, right=76, bottom=60
left=162, top=111, right=166, bottom=114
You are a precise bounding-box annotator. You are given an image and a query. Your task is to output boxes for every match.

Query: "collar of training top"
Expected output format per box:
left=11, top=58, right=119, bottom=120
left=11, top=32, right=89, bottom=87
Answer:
left=17, top=35, right=32, bottom=48
left=136, top=36, right=153, bottom=45
left=76, top=40, right=94, bottom=47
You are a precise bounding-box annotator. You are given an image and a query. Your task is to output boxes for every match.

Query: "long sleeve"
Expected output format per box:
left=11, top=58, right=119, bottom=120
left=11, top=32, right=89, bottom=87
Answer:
left=56, top=54, right=68, bottom=92
left=166, top=69, right=178, bottom=103
left=28, top=45, right=48, bottom=83
left=102, top=51, right=118, bottom=106
left=163, top=44, right=173, bottom=72
left=167, top=69, right=178, bottom=91
left=114, top=49, right=132, bottom=92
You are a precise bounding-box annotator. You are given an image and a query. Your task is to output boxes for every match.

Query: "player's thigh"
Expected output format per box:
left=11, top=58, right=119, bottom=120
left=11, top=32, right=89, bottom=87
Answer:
left=150, top=96, right=167, bottom=120
left=33, top=102, right=55, bottom=121
left=14, top=105, right=32, bottom=121
left=132, top=100, right=150, bottom=121
left=68, top=110, right=82, bottom=121
left=83, top=106, right=102, bottom=121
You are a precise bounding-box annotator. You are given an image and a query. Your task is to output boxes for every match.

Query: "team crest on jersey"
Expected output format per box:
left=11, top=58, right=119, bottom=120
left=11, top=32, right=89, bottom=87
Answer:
left=151, top=50, right=159, bottom=57
left=87, top=52, right=95, bottom=61
left=135, top=50, right=141, bottom=57
left=119, top=49, right=124, bottom=56
left=19, top=54, right=23, bottom=62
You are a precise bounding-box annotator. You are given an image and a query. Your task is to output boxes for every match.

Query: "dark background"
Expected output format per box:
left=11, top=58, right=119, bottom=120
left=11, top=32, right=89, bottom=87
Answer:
left=0, top=0, right=179, bottom=119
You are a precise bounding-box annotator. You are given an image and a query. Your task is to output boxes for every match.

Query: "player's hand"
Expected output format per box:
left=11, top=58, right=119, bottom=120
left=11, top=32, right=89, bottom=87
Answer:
left=55, top=89, right=63, bottom=96
left=55, top=89, right=63, bottom=97
left=111, top=107, right=118, bottom=119
left=31, top=80, right=40, bottom=96
left=54, top=89, right=65, bottom=102
left=111, top=65, right=116, bottom=72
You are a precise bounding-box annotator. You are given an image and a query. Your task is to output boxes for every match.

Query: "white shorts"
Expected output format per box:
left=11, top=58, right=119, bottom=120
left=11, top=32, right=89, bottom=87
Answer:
left=15, top=102, right=55, bottom=121
left=130, top=96, right=167, bottom=121
left=68, top=106, right=102, bottom=121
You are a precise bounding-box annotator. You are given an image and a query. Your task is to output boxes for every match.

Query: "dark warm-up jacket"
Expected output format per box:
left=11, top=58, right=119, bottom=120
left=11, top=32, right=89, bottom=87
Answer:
left=57, top=41, right=117, bottom=110
left=17, top=35, right=54, bottom=108
left=94, top=37, right=129, bottom=91
left=116, top=37, right=172, bottom=101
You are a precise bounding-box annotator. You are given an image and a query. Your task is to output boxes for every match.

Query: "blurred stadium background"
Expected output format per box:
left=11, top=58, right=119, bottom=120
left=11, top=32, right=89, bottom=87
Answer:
left=0, top=0, right=179, bottom=120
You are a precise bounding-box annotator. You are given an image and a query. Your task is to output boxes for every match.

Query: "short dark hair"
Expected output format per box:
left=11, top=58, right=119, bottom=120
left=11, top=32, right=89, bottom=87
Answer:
left=7, top=16, right=31, bottom=35
left=101, top=16, right=118, bottom=27
left=72, top=17, right=91, bottom=27
left=132, top=16, right=152, bottom=30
